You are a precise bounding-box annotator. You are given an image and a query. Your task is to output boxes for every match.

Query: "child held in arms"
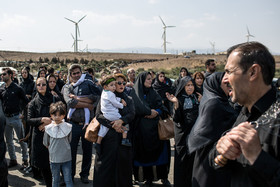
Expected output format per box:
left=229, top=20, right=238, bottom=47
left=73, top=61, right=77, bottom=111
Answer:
left=95, top=75, right=131, bottom=154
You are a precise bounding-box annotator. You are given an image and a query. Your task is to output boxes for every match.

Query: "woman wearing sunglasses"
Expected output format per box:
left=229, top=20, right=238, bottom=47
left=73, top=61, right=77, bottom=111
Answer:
left=93, top=73, right=135, bottom=187
left=27, top=77, right=61, bottom=186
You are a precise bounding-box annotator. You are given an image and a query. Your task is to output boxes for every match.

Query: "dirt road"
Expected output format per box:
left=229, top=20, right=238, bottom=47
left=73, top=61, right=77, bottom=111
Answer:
left=6, top=139, right=174, bottom=186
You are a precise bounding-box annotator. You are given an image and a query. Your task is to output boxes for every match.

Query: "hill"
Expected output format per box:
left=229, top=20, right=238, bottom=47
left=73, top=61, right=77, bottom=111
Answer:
left=0, top=50, right=279, bottom=78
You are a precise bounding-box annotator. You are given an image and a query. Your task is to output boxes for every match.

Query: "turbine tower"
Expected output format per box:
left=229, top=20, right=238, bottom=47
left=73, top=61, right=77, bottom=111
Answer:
left=159, top=16, right=175, bottom=54
left=65, top=15, right=86, bottom=52
left=71, top=33, right=83, bottom=52
left=209, top=41, right=215, bottom=54
left=246, top=26, right=254, bottom=43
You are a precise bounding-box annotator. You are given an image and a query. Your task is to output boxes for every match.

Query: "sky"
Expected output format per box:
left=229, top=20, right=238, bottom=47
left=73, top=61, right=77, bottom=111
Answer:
left=0, top=0, right=280, bottom=54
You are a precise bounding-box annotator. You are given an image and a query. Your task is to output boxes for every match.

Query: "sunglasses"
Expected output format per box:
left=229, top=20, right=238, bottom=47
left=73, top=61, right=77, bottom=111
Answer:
left=117, top=81, right=126, bottom=86
left=71, top=71, right=81, bottom=76
left=36, top=83, right=47, bottom=87
left=1, top=73, right=7, bottom=76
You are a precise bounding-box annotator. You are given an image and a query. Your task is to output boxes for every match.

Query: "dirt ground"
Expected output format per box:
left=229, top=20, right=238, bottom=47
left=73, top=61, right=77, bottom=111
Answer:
left=6, top=138, right=175, bottom=187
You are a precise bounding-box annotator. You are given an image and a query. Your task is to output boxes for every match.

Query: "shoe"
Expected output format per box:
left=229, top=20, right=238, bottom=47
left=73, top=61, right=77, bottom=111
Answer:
left=94, top=143, right=101, bottom=156
left=80, top=176, right=89, bottom=184
left=161, top=179, right=171, bottom=186
left=121, top=139, right=132, bottom=147
left=145, top=180, right=152, bottom=186
left=8, top=159, right=18, bottom=168
left=22, top=160, right=28, bottom=167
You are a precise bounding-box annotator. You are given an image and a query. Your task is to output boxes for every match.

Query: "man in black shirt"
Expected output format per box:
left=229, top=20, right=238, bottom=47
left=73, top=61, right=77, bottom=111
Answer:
left=209, top=42, right=279, bottom=187
left=0, top=68, right=29, bottom=168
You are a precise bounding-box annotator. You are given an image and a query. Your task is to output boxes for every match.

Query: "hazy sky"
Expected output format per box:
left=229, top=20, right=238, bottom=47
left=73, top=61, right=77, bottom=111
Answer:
left=0, top=0, right=280, bottom=54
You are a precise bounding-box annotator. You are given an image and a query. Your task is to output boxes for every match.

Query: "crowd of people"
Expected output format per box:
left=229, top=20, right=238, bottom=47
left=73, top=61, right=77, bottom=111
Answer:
left=0, top=41, right=280, bottom=187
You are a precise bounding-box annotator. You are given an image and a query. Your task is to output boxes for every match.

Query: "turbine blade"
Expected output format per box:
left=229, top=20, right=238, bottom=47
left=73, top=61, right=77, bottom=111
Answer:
left=166, top=26, right=176, bottom=28
left=78, top=15, right=87, bottom=23
left=246, top=25, right=251, bottom=35
left=65, top=17, right=76, bottom=24
left=159, top=16, right=166, bottom=27
left=71, top=33, right=75, bottom=40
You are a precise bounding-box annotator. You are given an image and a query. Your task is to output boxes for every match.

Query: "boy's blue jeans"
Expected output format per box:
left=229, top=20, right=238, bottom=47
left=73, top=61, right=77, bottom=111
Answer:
left=50, top=161, right=73, bottom=187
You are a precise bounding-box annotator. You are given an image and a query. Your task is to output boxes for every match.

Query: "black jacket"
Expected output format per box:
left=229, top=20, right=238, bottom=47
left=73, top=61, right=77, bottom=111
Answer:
left=209, top=88, right=280, bottom=187
left=27, top=92, right=60, bottom=168
left=93, top=91, right=135, bottom=187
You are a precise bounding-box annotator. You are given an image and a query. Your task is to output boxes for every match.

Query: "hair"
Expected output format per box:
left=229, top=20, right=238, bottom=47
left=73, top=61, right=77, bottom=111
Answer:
left=205, top=59, right=215, bottom=67
left=127, top=68, right=135, bottom=74
left=49, top=101, right=66, bottom=116
left=114, top=73, right=127, bottom=82
left=111, top=68, right=122, bottom=74
left=22, top=67, right=29, bottom=73
left=48, top=68, right=54, bottom=74
left=227, top=42, right=275, bottom=85
left=193, top=71, right=205, bottom=81
left=149, top=70, right=155, bottom=75
left=2, top=68, right=13, bottom=75
left=39, top=66, right=47, bottom=71
left=84, top=67, right=94, bottom=75
left=36, top=77, right=47, bottom=84
left=100, top=75, right=116, bottom=87
left=69, top=64, right=82, bottom=75
left=47, top=74, right=57, bottom=82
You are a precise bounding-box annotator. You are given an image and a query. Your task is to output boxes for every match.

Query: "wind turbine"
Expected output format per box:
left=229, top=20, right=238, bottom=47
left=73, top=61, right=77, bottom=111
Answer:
left=159, top=16, right=175, bottom=54
left=209, top=41, right=215, bottom=54
left=65, top=15, right=86, bottom=52
left=246, top=26, right=254, bottom=42
left=70, top=33, right=82, bottom=52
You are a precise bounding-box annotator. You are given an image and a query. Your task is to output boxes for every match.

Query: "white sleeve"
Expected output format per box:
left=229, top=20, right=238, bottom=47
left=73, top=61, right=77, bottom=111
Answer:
left=108, top=92, right=123, bottom=109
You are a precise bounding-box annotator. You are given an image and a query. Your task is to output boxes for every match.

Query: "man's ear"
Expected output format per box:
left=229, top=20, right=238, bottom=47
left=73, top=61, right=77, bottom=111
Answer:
left=249, top=64, right=261, bottom=80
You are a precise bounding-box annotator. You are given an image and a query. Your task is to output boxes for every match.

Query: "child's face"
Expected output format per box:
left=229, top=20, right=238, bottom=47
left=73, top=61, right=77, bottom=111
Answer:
left=51, top=112, right=65, bottom=124
left=184, top=80, right=194, bottom=95
left=104, top=81, right=116, bottom=92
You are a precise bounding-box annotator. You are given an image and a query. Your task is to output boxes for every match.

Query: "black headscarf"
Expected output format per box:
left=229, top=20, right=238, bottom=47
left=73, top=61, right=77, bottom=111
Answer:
left=187, top=72, right=238, bottom=154
left=133, top=72, right=151, bottom=100
left=152, top=73, right=173, bottom=99
left=173, top=67, right=190, bottom=89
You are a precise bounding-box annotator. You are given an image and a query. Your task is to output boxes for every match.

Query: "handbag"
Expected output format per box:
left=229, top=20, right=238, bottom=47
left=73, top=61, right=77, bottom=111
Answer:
left=85, top=117, right=100, bottom=143
left=158, top=115, right=174, bottom=140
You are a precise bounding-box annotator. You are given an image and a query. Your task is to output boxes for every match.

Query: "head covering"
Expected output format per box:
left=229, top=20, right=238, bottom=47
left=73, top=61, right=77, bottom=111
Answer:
left=201, top=72, right=227, bottom=103
left=133, top=71, right=151, bottom=100
left=179, top=67, right=190, bottom=78
left=152, top=73, right=173, bottom=99
left=187, top=72, right=238, bottom=154
left=174, top=76, right=193, bottom=97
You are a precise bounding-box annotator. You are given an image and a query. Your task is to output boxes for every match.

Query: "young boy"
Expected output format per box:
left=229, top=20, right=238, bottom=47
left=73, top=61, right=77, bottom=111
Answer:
left=95, top=75, right=131, bottom=154
left=43, top=101, right=73, bottom=187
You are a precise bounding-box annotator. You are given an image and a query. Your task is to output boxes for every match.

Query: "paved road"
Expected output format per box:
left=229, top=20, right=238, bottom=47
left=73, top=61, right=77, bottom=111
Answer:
left=6, top=139, right=174, bottom=187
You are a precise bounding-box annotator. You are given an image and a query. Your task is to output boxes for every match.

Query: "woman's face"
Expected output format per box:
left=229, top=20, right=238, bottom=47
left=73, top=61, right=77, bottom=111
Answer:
left=158, top=73, right=165, bottom=83
left=21, top=70, right=28, bottom=79
left=36, top=79, right=47, bottom=95
left=195, top=75, right=204, bottom=87
left=48, top=77, right=56, bottom=90
left=184, top=80, right=194, bottom=95
left=180, top=69, right=187, bottom=77
left=144, top=74, right=152, bottom=88
left=115, top=77, right=126, bottom=93
left=40, top=71, right=46, bottom=78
